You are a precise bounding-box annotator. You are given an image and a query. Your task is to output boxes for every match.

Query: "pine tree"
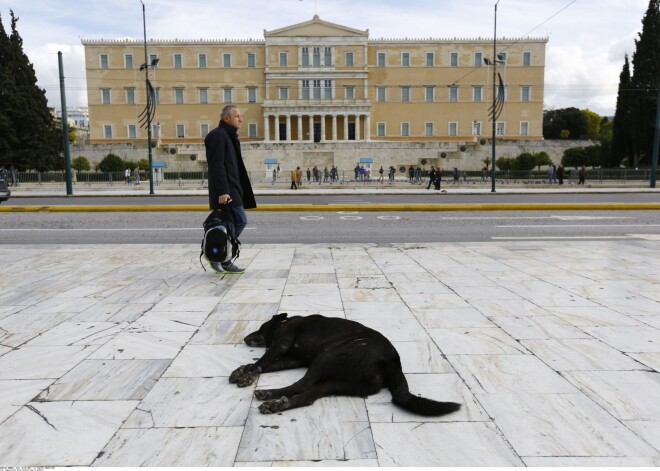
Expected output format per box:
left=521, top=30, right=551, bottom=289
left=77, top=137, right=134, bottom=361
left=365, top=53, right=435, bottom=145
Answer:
left=612, top=55, right=634, bottom=167
left=630, top=0, right=660, bottom=167
left=1, top=10, right=61, bottom=171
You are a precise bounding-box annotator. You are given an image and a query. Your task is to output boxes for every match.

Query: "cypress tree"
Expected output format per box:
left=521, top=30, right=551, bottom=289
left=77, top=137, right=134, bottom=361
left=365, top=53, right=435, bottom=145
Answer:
left=630, top=0, right=660, bottom=167
left=0, top=12, right=18, bottom=168
left=2, top=10, right=60, bottom=171
left=612, top=55, right=634, bottom=167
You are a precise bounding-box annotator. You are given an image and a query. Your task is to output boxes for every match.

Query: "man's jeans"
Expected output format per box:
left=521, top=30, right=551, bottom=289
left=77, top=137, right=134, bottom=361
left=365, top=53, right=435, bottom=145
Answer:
left=230, top=205, right=247, bottom=238
left=220, top=205, right=247, bottom=268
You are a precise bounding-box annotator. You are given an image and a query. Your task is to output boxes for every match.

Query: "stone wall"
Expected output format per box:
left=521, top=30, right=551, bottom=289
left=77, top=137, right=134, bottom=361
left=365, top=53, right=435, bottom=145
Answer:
left=72, top=139, right=595, bottom=176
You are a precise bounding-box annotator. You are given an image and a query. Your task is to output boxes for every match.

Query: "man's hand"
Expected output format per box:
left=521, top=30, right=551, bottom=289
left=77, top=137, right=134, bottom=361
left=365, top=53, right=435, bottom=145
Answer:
left=219, top=194, right=231, bottom=205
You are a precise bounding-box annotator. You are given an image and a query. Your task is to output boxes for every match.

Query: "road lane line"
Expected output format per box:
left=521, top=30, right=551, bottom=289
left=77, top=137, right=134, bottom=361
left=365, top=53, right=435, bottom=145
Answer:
left=496, top=224, right=660, bottom=228
left=491, top=236, right=635, bottom=240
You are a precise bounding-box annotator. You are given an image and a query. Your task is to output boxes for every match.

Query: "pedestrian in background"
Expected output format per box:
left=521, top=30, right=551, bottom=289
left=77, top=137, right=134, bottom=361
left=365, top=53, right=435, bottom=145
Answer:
left=578, top=166, right=587, bottom=185
left=427, top=166, right=436, bottom=190
left=290, top=168, right=298, bottom=189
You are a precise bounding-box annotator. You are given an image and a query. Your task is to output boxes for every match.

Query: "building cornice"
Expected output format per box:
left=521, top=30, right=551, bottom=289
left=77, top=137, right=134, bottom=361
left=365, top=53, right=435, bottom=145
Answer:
left=369, top=37, right=548, bottom=44
left=81, top=36, right=548, bottom=46
left=81, top=38, right=265, bottom=46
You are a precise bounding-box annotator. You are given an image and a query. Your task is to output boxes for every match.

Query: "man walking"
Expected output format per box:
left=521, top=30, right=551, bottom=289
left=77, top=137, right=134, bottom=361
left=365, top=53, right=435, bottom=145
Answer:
left=204, top=105, right=256, bottom=274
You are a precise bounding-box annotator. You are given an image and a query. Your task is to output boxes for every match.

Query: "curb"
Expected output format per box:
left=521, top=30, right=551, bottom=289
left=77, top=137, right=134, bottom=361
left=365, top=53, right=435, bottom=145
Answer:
left=2, top=203, right=660, bottom=212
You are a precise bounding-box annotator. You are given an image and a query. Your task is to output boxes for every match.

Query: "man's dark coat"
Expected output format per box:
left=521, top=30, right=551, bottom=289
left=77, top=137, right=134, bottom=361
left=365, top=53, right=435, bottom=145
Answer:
left=204, top=121, right=256, bottom=210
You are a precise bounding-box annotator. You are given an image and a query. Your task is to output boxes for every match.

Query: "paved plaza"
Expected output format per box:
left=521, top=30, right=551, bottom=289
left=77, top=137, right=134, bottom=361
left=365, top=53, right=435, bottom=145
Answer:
left=1, top=238, right=660, bottom=466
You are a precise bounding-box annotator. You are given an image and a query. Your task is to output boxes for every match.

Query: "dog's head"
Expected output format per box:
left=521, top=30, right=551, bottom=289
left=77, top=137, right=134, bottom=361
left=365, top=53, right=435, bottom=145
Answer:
left=244, top=313, right=288, bottom=347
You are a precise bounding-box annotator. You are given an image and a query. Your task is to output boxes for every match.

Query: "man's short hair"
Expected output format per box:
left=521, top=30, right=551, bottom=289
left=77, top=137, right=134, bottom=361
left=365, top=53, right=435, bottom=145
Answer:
left=221, top=105, right=237, bottom=120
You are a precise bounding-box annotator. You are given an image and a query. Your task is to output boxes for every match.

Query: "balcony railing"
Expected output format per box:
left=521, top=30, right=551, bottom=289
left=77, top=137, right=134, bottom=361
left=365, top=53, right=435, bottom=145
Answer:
left=263, top=99, right=371, bottom=108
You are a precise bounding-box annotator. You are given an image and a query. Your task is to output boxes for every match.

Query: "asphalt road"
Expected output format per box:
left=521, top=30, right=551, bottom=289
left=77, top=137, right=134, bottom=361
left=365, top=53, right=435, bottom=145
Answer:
left=1, top=210, right=659, bottom=244
left=5, top=192, right=660, bottom=206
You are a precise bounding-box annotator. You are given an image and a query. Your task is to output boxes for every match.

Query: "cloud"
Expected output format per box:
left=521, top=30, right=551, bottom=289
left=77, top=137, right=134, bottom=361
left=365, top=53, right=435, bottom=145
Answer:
left=2, top=0, right=652, bottom=115
left=29, top=43, right=87, bottom=110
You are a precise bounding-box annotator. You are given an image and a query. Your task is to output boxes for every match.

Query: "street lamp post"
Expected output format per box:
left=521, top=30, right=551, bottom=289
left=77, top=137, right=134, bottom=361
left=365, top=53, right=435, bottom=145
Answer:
left=491, top=0, right=500, bottom=193
left=140, top=0, right=155, bottom=195
left=58, top=51, right=73, bottom=196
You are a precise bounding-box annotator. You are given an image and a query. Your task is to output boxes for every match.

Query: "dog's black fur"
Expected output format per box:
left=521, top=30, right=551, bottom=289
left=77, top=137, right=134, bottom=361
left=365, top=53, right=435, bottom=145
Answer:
left=229, top=313, right=461, bottom=416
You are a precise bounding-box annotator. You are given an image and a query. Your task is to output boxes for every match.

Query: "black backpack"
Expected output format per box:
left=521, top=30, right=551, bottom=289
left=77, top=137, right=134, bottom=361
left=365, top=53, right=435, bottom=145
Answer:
left=200, top=206, right=240, bottom=270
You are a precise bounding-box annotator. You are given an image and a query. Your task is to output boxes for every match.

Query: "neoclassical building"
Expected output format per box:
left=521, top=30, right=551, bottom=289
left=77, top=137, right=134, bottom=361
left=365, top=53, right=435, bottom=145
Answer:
left=81, top=15, right=547, bottom=172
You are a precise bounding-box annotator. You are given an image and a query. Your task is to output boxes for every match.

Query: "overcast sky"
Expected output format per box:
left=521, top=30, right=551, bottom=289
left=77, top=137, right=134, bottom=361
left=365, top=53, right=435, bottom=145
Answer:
left=0, top=0, right=650, bottom=116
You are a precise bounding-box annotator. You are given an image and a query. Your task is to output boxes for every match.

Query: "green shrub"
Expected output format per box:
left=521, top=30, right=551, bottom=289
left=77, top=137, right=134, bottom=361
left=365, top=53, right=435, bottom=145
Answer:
left=98, top=153, right=125, bottom=172
left=71, top=156, right=90, bottom=172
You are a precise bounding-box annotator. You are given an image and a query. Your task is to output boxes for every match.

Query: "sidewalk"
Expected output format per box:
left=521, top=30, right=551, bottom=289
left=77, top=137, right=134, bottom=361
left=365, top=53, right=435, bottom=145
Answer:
left=7, top=179, right=660, bottom=198
left=1, top=240, right=659, bottom=466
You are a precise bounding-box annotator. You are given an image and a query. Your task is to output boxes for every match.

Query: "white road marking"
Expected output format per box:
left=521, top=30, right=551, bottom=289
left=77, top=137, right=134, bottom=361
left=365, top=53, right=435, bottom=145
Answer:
left=0, top=228, right=201, bottom=231
left=552, top=215, right=632, bottom=221
left=440, top=216, right=633, bottom=221
left=496, top=224, right=660, bottom=228
left=491, top=236, right=635, bottom=240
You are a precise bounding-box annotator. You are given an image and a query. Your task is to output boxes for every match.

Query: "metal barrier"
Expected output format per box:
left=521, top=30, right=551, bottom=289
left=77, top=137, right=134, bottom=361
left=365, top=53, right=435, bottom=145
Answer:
left=7, top=168, right=654, bottom=187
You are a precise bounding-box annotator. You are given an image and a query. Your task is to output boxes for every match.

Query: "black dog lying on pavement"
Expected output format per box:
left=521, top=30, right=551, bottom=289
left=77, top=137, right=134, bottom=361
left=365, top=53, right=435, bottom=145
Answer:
left=229, top=313, right=461, bottom=416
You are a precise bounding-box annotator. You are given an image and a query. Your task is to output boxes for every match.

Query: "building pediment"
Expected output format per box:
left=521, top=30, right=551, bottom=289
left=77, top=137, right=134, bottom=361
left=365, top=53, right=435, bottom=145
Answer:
left=265, top=15, right=368, bottom=38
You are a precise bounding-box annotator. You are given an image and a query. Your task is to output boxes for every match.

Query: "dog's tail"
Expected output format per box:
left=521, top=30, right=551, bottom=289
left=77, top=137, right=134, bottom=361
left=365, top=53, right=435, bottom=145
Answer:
left=384, top=357, right=461, bottom=417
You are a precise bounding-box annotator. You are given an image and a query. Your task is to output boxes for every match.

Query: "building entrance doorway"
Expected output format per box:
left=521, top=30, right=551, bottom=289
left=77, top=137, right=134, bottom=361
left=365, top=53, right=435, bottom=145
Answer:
left=348, top=123, right=356, bottom=140
left=313, top=123, right=321, bottom=142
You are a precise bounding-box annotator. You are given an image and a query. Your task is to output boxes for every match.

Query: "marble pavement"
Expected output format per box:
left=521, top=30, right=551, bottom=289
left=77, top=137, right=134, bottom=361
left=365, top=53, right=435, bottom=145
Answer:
left=1, top=240, right=660, bottom=466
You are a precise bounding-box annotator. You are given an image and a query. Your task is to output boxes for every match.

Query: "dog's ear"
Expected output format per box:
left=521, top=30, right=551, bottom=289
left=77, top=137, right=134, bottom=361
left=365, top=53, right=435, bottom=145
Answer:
left=274, top=313, right=288, bottom=321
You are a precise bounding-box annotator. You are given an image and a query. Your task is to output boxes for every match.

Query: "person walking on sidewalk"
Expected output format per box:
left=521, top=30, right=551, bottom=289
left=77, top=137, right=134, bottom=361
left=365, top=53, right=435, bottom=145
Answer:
left=427, top=166, right=436, bottom=190
left=557, top=165, right=565, bottom=185
left=578, top=165, right=587, bottom=185
left=204, top=104, right=256, bottom=274
left=290, top=168, right=298, bottom=189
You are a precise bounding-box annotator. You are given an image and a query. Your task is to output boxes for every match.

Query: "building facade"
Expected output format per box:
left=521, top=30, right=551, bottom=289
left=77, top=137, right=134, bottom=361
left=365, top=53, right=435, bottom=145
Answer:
left=81, top=16, right=547, bottom=173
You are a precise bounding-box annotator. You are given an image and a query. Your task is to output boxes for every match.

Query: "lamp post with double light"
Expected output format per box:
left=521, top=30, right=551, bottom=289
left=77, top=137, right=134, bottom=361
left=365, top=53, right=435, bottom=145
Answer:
left=484, top=0, right=505, bottom=193
left=139, top=0, right=158, bottom=195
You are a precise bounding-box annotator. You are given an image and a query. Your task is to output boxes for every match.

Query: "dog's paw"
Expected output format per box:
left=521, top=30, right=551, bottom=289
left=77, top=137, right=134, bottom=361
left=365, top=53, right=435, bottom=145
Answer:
left=258, top=396, right=289, bottom=414
left=236, top=366, right=261, bottom=388
left=254, top=389, right=273, bottom=400
left=229, top=365, right=249, bottom=384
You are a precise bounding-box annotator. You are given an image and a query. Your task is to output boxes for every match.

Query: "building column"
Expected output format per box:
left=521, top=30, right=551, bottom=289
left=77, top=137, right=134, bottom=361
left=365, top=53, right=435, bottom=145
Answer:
left=320, top=114, right=326, bottom=142
left=344, top=114, right=349, bottom=141
left=308, top=115, right=314, bottom=141
left=364, top=114, right=371, bottom=141
left=332, top=114, right=337, bottom=141
left=286, top=114, right=292, bottom=141
left=264, top=115, right=270, bottom=142
left=355, top=115, right=361, bottom=141
left=297, top=115, right=303, bottom=141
